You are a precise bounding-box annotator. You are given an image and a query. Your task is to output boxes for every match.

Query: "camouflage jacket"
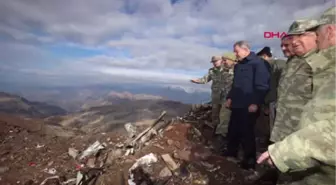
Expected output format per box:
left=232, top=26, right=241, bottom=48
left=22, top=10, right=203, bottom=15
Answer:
left=268, top=46, right=335, bottom=185
left=197, top=65, right=234, bottom=103
left=270, top=50, right=315, bottom=142
left=264, top=59, right=286, bottom=104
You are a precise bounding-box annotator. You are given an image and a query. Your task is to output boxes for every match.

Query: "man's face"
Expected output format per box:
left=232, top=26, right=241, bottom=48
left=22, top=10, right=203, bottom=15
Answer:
left=234, top=45, right=249, bottom=60
left=223, top=59, right=235, bottom=68
left=316, top=24, right=336, bottom=49
left=292, top=31, right=317, bottom=56
left=281, top=36, right=295, bottom=58
left=212, top=59, right=222, bottom=67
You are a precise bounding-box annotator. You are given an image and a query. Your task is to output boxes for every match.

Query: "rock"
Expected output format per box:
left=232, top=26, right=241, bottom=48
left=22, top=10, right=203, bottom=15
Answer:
left=159, top=167, right=172, bottom=178
left=106, top=149, right=123, bottom=165
left=23, top=180, right=34, bottom=185
left=0, top=166, right=9, bottom=174
left=86, top=158, right=96, bottom=168
left=47, top=161, right=54, bottom=166
left=166, top=139, right=174, bottom=146
left=174, top=150, right=192, bottom=161
left=68, top=148, right=79, bottom=159
left=43, top=179, right=61, bottom=185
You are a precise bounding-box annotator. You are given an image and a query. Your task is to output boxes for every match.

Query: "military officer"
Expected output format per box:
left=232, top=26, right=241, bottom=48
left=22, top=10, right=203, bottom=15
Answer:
left=191, top=56, right=227, bottom=134
left=258, top=6, right=336, bottom=185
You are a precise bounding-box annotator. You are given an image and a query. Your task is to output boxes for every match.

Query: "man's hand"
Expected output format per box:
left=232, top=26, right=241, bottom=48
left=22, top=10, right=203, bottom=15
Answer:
left=264, top=106, right=270, bottom=115
left=225, top=99, right=232, bottom=108
left=248, top=104, right=258, bottom=112
left=257, top=151, right=274, bottom=166
left=190, top=79, right=200, bottom=83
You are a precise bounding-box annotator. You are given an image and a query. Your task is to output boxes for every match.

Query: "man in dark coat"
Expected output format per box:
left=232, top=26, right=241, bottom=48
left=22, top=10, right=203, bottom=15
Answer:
left=224, top=41, right=270, bottom=170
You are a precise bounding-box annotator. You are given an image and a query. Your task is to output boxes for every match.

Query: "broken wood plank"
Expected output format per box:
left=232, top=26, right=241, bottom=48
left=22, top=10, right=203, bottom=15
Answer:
left=130, top=111, right=166, bottom=145
left=161, top=154, right=179, bottom=171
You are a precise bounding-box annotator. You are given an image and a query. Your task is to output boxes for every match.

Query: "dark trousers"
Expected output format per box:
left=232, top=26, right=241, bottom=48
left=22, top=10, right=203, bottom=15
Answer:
left=226, top=108, right=259, bottom=168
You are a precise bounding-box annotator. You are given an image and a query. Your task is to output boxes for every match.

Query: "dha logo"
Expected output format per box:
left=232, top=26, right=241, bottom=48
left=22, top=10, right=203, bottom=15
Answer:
left=264, top=32, right=287, bottom=39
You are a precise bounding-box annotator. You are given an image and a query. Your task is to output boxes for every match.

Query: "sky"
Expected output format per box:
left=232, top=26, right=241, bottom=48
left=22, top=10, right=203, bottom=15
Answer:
left=0, top=0, right=334, bottom=92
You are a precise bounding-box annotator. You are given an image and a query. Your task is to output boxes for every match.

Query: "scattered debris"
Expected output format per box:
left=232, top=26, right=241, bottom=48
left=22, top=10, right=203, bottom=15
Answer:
left=43, top=168, right=57, bottom=175
left=78, top=141, right=106, bottom=161
left=0, top=104, right=272, bottom=185
left=68, top=148, right=79, bottom=159
left=161, top=154, right=179, bottom=172
left=0, top=166, right=9, bottom=174
left=124, top=122, right=137, bottom=138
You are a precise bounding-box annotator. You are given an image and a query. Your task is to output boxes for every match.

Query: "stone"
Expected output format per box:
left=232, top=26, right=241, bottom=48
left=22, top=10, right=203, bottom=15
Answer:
left=106, top=149, right=123, bottom=165
left=0, top=166, right=9, bottom=174
left=159, top=167, right=172, bottom=178
left=174, top=150, right=192, bottom=161
left=166, top=139, right=174, bottom=146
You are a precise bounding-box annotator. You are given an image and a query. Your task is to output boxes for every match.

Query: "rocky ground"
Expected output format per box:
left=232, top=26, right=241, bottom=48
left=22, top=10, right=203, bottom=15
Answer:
left=0, top=104, right=276, bottom=185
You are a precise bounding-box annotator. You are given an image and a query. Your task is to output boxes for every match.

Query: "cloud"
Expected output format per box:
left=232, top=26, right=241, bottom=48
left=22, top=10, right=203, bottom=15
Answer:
left=0, top=0, right=334, bottom=90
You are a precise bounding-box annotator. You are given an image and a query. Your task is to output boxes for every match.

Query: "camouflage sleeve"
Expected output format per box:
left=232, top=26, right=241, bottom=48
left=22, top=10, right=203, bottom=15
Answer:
left=196, top=70, right=212, bottom=84
left=268, top=78, right=335, bottom=172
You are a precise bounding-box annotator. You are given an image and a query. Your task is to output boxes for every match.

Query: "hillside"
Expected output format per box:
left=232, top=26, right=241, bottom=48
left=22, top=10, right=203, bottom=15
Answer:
left=1, top=84, right=210, bottom=112
left=57, top=99, right=191, bottom=133
left=0, top=92, right=67, bottom=118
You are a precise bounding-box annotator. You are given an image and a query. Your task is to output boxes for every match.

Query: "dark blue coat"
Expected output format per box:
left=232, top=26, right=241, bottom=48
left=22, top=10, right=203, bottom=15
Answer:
left=227, top=52, right=270, bottom=108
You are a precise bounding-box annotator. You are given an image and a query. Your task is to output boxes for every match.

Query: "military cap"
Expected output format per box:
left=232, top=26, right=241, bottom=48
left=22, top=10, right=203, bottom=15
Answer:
left=210, top=56, right=222, bottom=63
left=287, top=19, right=319, bottom=35
left=256, top=46, right=272, bottom=57
left=222, top=52, right=236, bottom=61
left=315, top=6, right=336, bottom=26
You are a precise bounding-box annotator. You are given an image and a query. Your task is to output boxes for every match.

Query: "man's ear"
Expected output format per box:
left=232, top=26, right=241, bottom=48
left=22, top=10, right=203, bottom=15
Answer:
left=327, top=25, right=336, bottom=38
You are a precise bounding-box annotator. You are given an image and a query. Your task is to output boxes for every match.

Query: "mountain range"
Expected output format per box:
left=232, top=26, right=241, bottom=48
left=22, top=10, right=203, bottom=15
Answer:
left=0, top=83, right=210, bottom=112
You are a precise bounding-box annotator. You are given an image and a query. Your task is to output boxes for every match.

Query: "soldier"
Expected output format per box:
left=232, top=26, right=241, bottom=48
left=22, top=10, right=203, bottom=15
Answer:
left=258, top=6, right=336, bottom=185
left=256, top=47, right=286, bottom=144
left=190, top=56, right=226, bottom=135
left=269, top=19, right=318, bottom=145
left=215, top=52, right=237, bottom=148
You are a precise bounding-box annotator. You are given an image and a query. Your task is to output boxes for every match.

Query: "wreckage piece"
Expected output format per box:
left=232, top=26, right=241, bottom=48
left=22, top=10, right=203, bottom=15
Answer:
left=78, top=141, right=106, bottom=161
left=129, top=111, right=166, bottom=146
left=76, top=168, right=104, bottom=185
left=128, top=153, right=158, bottom=185
left=125, top=122, right=137, bottom=138
left=160, top=154, right=179, bottom=172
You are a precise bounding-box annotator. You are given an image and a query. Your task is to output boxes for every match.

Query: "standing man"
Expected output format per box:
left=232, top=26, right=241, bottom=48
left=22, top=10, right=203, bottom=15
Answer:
left=215, top=52, right=237, bottom=148
left=270, top=19, right=318, bottom=146
left=258, top=6, right=336, bottom=185
left=224, top=41, right=270, bottom=170
left=256, top=46, right=286, bottom=144
left=191, top=56, right=226, bottom=134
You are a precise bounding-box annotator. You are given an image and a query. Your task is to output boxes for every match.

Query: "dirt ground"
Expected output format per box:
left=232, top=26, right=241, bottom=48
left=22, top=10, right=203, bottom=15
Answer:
left=0, top=110, right=276, bottom=185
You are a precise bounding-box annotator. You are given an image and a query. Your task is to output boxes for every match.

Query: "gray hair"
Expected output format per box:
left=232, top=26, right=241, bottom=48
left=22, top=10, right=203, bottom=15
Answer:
left=234, top=40, right=250, bottom=49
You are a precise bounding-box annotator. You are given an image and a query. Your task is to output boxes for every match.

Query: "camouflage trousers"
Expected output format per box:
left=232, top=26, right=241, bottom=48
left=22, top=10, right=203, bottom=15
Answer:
left=269, top=101, right=277, bottom=133
left=211, top=102, right=231, bottom=137
left=211, top=103, right=222, bottom=129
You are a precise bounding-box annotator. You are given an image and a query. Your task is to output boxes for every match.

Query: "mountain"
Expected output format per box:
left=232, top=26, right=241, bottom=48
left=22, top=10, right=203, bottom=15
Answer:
left=0, top=83, right=210, bottom=112
left=0, top=92, right=67, bottom=118
left=57, top=98, right=191, bottom=133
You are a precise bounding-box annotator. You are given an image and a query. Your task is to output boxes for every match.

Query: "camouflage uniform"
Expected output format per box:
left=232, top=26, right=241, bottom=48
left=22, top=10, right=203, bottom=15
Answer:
left=269, top=43, right=335, bottom=185
left=268, top=7, right=336, bottom=185
left=198, top=53, right=233, bottom=136
left=270, top=19, right=320, bottom=143
left=270, top=54, right=314, bottom=143
left=196, top=58, right=229, bottom=128
left=264, top=59, right=286, bottom=134
left=216, top=64, right=235, bottom=137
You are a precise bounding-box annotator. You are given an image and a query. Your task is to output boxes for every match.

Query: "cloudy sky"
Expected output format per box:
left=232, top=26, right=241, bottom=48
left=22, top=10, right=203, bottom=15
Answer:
left=0, top=0, right=334, bottom=90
